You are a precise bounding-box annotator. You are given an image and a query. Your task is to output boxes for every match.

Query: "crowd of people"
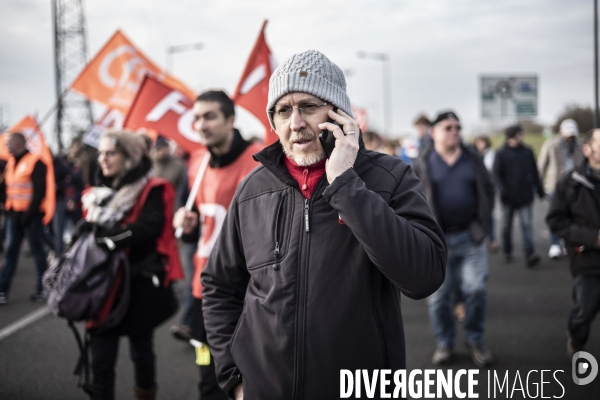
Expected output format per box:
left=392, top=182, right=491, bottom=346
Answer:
left=0, top=49, right=598, bottom=400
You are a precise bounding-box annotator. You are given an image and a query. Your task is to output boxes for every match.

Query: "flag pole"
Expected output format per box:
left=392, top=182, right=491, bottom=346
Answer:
left=175, top=152, right=211, bottom=238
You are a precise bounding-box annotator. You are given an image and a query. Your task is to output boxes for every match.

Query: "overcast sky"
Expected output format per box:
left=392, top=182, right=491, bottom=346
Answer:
left=0, top=0, right=595, bottom=142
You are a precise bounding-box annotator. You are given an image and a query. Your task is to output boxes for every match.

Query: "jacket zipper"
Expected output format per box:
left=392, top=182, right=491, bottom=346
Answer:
left=303, top=199, right=310, bottom=232
left=293, top=176, right=326, bottom=400
left=273, top=194, right=286, bottom=268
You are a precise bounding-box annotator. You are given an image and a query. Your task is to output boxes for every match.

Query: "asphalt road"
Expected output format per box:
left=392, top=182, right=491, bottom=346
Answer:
left=1, top=198, right=599, bottom=399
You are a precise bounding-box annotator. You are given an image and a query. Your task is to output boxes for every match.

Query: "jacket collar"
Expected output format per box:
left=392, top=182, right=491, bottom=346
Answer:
left=208, top=129, right=251, bottom=168
left=571, top=161, right=595, bottom=190
left=253, top=131, right=366, bottom=187
left=571, top=172, right=594, bottom=190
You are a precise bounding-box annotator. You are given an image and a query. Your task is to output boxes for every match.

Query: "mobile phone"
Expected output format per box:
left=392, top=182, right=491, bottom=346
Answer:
left=318, top=107, right=339, bottom=158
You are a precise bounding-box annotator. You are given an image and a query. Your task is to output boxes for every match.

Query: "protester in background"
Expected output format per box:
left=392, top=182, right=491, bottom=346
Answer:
left=0, top=132, right=49, bottom=305
left=362, top=130, right=383, bottom=151
left=546, top=129, right=600, bottom=357
left=474, top=135, right=498, bottom=253
left=172, top=90, right=262, bottom=400
left=69, top=137, right=95, bottom=187
left=413, top=110, right=495, bottom=367
left=493, top=125, right=545, bottom=266
left=0, top=159, right=7, bottom=253
left=169, top=146, right=197, bottom=340
left=151, top=136, right=185, bottom=193
left=539, top=119, right=584, bottom=259
left=201, top=50, right=445, bottom=400
left=51, top=154, right=71, bottom=256
left=63, top=155, right=85, bottom=232
left=380, top=139, right=399, bottom=157
left=83, top=130, right=182, bottom=400
left=414, top=113, right=433, bottom=153
left=170, top=164, right=198, bottom=345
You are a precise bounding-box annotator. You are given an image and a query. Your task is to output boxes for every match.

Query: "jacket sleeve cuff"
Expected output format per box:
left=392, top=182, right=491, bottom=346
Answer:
left=223, top=370, right=242, bottom=400
left=322, top=168, right=359, bottom=203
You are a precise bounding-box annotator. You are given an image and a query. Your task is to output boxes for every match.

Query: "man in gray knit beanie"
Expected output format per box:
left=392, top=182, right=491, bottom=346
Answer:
left=201, top=50, right=445, bottom=400
left=266, top=49, right=361, bottom=179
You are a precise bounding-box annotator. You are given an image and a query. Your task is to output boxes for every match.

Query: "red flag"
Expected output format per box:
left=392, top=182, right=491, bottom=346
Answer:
left=71, top=30, right=195, bottom=114
left=123, top=75, right=202, bottom=154
left=1, top=116, right=56, bottom=225
left=351, top=105, right=369, bottom=133
left=232, top=20, right=277, bottom=145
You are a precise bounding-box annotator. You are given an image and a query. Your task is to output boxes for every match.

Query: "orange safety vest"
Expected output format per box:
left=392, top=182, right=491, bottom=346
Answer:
left=5, top=152, right=48, bottom=214
left=190, top=142, right=263, bottom=299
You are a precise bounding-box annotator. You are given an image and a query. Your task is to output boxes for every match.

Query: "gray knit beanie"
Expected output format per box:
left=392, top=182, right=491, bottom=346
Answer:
left=267, top=50, right=352, bottom=129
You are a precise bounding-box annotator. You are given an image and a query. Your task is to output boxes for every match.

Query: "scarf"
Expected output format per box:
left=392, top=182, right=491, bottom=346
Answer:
left=82, top=172, right=151, bottom=229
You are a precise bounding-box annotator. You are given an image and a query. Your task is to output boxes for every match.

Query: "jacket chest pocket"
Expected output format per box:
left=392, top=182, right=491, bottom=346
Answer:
left=239, top=189, right=293, bottom=270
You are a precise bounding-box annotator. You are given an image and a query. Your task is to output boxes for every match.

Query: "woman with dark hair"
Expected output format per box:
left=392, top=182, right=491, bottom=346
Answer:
left=81, top=130, right=183, bottom=400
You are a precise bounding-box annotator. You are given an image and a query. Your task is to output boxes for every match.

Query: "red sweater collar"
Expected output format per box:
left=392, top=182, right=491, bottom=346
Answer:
left=283, top=157, right=326, bottom=199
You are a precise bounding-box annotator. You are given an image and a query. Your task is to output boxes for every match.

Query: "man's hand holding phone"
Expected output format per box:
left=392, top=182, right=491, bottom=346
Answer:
left=318, top=108, right=360, bottom=184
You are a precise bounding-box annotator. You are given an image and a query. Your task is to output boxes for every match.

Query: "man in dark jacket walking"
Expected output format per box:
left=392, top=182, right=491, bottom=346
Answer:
left=493, top=125, right=545, bottom=266
left=546, top=129, right=600, bottom=356
left=201, top=50, right=446, bottom=400
left=413, top=111, right=495, bottom=368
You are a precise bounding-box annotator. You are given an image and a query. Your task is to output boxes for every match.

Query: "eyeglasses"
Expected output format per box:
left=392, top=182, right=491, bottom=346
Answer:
left=444, top=124, right=462, bottom=132
left=269, top=102, right=328, bottom=123
left=98, top=150, right=120, bottom=159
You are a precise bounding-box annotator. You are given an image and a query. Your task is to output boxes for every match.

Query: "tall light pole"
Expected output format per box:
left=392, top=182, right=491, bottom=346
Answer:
left=358, top=51, right=392, bottom=136
left=166, top=42, right=204, bottom=73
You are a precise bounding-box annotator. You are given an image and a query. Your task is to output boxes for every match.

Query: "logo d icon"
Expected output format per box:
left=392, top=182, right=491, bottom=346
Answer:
left=572, top=351, right=598, bottom=385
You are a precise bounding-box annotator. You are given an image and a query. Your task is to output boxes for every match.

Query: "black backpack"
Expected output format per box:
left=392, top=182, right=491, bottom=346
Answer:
left=43, top=229, right=130, bottom=394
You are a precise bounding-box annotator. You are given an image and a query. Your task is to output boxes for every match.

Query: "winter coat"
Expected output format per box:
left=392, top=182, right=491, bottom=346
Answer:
left=412, top=144, right=495, bottom=244
left=538, top=135, right=584, bottom=194
left=87, top=157, right=181, bottom=335
left=546, top=161, right=600, bottom=276
left=201, top=139, right=447, bottom=400
left=493, top=143, right=545, bottom=207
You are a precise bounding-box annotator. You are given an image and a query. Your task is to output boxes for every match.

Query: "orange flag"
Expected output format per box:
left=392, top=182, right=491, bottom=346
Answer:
left=71, top=30, right=195, bottom=114
left=232, top=21, right=277, bottom=145
left=1, top=116, right=56, bottom=225
left=123, top=75, right=202, bottom=154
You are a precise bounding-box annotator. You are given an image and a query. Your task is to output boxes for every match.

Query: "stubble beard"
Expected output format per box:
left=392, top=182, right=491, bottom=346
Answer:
left=281, top=130, right=326, bottom=166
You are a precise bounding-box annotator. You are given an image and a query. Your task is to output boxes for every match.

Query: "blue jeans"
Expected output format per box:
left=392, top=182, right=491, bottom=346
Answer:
left=428, top=230, right=488, bottom=348
left=501, top=203, right=535, bottom=256
left=0, top=214, right=48, bottom=294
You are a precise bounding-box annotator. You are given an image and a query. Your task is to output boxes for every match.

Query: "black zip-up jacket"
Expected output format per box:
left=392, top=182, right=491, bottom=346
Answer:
left=412, top=144, right=495, bottom=244
left=546, top=161, right=600, bottom=276
left=201, top=140, right=446, bottom=400
left=493, top=143, right=545, bottom=207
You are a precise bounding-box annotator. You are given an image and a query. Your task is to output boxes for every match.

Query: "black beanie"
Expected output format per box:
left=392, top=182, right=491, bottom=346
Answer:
left=431, top=110, right=460, bottom=126
left=505, top=125, right=522, bottom=139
